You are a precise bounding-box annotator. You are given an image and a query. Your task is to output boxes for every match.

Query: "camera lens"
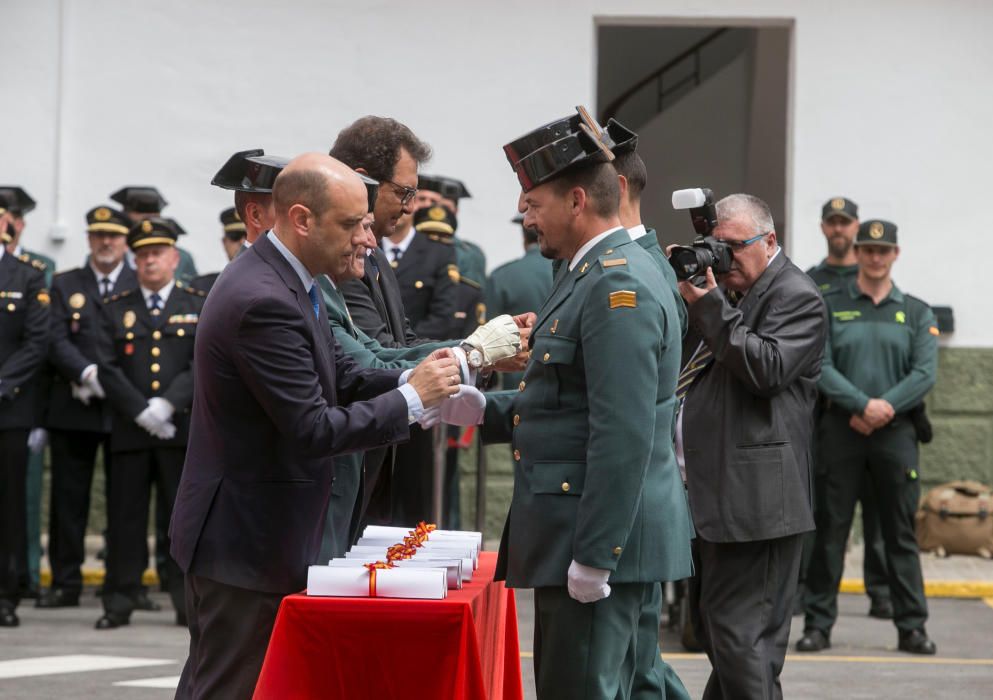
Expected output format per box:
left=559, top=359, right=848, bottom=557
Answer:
left=669, top=246, right=712, bottom=280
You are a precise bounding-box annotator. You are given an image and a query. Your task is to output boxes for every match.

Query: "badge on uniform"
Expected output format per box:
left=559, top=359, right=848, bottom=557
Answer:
left=37, top=291, right=51, bottom=306
left=123, top=310, right=137, bottom=328
left=69, top=292, right=86, bottom=309
left=608, top=290, right=637, bottom=309
left=124, top=342, right=134, bottom=356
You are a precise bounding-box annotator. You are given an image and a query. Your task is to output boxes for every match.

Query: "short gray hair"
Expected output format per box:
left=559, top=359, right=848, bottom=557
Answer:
left=716, top=194, right=774, bottom=236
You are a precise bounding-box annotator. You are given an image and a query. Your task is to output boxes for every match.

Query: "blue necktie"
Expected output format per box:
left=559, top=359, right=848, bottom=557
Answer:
left=308, top=284, right=320, bottom=319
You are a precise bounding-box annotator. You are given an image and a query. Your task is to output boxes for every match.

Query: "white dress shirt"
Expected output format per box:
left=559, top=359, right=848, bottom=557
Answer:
left=569, top=226, right=624, bottom=271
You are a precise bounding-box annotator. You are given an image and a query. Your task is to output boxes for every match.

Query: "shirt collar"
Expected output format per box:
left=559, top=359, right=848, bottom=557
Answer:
left=569, top=226, right=624, bottom=271
left=89, top=260, right=125, bottom=286
left=267, top=230, right=316, bottom=295
left=12, top=245, right=23, bottom=257
left=626, top=223, right=647, bottom=241
left=141, top=279, right=175, bottom=306
left=385, top=228, right=416, bottom=258
left=849, top=277, right=904, bottom=304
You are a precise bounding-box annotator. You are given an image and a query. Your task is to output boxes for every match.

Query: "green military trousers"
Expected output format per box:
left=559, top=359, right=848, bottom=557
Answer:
left=803, top=410, right=928, bottom=634
left=533, top=582, right=686, bottom=700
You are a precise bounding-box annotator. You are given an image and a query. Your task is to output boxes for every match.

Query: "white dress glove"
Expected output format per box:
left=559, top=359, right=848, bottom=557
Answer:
left=440, top=384, right=487, bottom=426
left=135, top=398, right=177, bottom=440
left=80, top=364, right=106, bottom=399
left=27, top=428, right=49, bottom=454
left=417, top=404, right=441, bottom=430
left=567, top=560, right=612, bottom=604
left=462, top=315, right=522, bottom=368
left=71, top=382, right=94, bottom=406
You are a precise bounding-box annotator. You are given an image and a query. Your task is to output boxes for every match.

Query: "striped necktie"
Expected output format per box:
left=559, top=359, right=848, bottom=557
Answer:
left=676, top=343, right=714, bottom=402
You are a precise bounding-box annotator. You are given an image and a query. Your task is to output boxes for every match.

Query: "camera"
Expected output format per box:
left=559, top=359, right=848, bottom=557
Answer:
left=667, top=188, right=733, bottom=281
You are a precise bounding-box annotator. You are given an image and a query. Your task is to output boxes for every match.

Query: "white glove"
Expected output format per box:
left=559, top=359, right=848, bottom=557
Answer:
left=136, top=400, right=177, bottom=440
left=146, top=396, right=175, bottom=423
left=462, top=314, right=522, bottom=368
left=27, top=428, right=49, bottom=454
left=440, top=384, right=486, bottom=426
left=71, top=382, right=94, bottom=406
left=80, top=364, right=106, bottom=399
left=417, top=405, right=441, bottom=429
left=567, top=560, right=612, bottom=604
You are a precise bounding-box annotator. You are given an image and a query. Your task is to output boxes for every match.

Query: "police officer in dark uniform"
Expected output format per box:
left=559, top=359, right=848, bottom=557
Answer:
left=38, top=206, right=138, bottom=609
left=803, top=197, right=892, bottom=618
left=110, top=186, right=198, bottom=285
left=0, top=200, right=51, bottom=627
left=94, top=217, right=206, bottom=629
left=191, top=208, right=247, bottom=293
left=798, top=219, right=938, bottom=655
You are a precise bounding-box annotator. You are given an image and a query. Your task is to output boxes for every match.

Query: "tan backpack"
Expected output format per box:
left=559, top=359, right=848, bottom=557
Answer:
left=915, top=480, right=993, bottom=558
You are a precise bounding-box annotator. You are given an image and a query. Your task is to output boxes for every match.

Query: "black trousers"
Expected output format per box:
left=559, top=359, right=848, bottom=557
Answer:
left=690, top=534, right=803, bottom=700
left=804, top=413, right=927, bottom=635
left=103, top=446, right=185, bottom=619
left=0, top=429, right=29, bottom=610
left=48, top=429, right=111, bottom=594
left=175, top=574, right=284, bottom=700
left=391, top=425, right=436, bottom=525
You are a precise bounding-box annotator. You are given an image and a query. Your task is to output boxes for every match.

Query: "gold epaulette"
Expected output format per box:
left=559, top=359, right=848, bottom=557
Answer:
left=426, top=233, right=454, bottom=245
left=459, top=275, right=482, bottom=290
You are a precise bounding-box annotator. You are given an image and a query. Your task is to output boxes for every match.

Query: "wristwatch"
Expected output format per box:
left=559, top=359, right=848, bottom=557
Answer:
left=459, top=342, right=484, bottom=370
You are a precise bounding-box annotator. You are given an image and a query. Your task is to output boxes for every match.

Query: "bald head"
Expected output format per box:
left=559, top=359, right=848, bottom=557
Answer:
left=272, top=153, right=370, bottom=277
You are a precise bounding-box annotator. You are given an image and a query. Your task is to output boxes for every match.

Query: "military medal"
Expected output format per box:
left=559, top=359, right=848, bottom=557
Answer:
left=123, top=309, right=137, bottom=328
left=69, top=292, right=86, bottom=309
left=124, top=342, right=134, bottom=356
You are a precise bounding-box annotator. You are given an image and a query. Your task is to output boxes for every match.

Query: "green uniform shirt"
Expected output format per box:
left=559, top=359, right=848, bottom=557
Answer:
left=819, top=278, right=939, bottom=415
left=806, top=259, right=857, bottom=295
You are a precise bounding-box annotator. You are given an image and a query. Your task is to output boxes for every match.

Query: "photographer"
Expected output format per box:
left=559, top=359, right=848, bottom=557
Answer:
left=676, top=194, right=826, bottom=699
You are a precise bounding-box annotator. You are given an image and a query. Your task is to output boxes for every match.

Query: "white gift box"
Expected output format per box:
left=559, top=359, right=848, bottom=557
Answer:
left=354, top=539, right=479, bottom=569
left=306, top=565, right=446, bottom=599
left=361, top=525, right=482, bottom=549
left=329, top=557, right=463, bottom=590
left=344, top=547, right=474, bottom=582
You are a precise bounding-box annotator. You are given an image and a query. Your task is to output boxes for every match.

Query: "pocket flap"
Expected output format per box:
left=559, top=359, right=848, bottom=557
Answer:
left=532, top=335, right=578, bottom=365
left=530, top=461, right=586, bottom=496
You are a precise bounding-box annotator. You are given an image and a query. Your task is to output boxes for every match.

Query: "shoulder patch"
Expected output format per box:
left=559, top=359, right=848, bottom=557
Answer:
left=30, top=258, right=47, bottom=271
left=426, top=233, right=454, bottom=245
left=106, top=288, right=135, bottom=304
left=183, top=285, right=208, bottom=297
left=460, top=275, right=481, bottom=290
left=602, top=258, right=627, bottom=268
left=608, top=290, right=637, bottom=309
left=447, top=265, right=460, bottom=284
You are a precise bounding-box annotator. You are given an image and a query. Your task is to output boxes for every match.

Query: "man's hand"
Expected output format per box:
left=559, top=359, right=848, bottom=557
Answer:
left=849, top=414, right=875, bottom=436
left=407, top=354, right=461, bottom=408
left=27, top=428, right=48, bottom=454
left=512, top=312, right=537, bottom=329
left=677, top=267, right=717, bottom=305
left=463, top=315, right=522, bottom=368
left=135, top=399, right=177, bottom=440
left=567, top=560, right=611, bottom=604
left=80, top=364, right=106, bottom=399
left=71, top=382, right=94, bottom=406
left=862, top=398, right=895, bottom=429
left=440, top=384, right=487, bottom=426
left=488, top=314, right=534, bottom=372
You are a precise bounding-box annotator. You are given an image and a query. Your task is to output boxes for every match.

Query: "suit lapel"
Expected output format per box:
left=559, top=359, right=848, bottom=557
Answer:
left=737, top=253, right=787, bottom=318
left=372, top=246, right=407, bottom=340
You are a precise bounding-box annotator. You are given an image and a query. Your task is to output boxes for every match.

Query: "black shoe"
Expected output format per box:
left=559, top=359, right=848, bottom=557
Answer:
left=134, top=591, right=161, bottom=612
left=0, top=608, right=19, bottom=627
left=898, top=628, right=936, bottom=655
left=796, top=628, right=830, bottom=652
left=95, top=613, right=130, bottom=630
left=35, top=588, right=81, bottom=609
left=868, top=598, right=894, bottom=620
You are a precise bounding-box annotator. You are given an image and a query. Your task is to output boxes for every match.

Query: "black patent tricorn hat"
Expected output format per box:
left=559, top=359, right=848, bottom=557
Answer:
left=211, top=149, right=289, bottom=193
left=418, top=174, right=471, bottom=201
left=357, top=173, right=380, bottom=213
left=503, top=106, right=637, bottom=192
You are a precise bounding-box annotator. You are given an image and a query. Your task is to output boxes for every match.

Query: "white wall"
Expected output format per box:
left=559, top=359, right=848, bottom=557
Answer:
left=4, top=0, right=991, bottom=345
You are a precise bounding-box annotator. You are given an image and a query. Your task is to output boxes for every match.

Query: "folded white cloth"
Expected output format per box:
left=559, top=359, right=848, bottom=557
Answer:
left=440, top=384, right=486, bottom=426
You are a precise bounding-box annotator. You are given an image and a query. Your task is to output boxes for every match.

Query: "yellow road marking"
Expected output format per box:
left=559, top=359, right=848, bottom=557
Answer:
left=840, top=578, right=993, bottom=599
left=984, top=597, right=993, bottom=610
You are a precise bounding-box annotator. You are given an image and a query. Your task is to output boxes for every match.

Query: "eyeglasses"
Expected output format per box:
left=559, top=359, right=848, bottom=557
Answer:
left=719, top=231, right=771, bottom=252
left=383, top=179, right=417, bottom=206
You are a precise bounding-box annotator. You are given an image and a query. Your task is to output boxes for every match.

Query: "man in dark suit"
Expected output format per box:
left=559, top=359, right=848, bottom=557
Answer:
left=0, top=202, right=51, bottom=628
left=170, top=153, right=460, bottom=699
left=39, top=206, right=137, bottom=609
left=677, top=193, right=827, bottom=699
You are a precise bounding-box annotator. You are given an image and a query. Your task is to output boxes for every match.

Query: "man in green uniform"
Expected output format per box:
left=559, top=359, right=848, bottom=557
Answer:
left=485, top=214, right=553, bottom=391
left=110, top=186, right=198, bottom=285
left=798, top=219, right=938, bottom=655
left=0, top=186, right=53, bottom=601
left=480, top=108, right=693, bottom=700
left=803, top=197, right=892, bottom=619
left=94, top=217, right=206, bottom=629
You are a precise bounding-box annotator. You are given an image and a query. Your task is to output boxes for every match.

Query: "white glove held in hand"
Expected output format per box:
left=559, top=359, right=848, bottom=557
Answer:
left=462, top=315, right=521, bottom=368
left=146, top=397, right=175, bottom=423
left=417, top=405, right=441, bottom=430
left=27, top=428, right=49, bottom=454
left=440, top=384, right=486, bottom=426
left=136, top=398, right=177, bottom=440
left=567, top=560, right=612, bottom=604
left=71, top=382, right=94, bottom=406
left=80, top=364, right=106, bottom=399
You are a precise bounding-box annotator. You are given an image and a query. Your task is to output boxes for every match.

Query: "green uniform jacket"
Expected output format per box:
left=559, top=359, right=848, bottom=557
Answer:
left=638, top=229, right=687, bottom=337
left=19, top=249, right=55, bottom=288
left=482, top=229, right=693, bottom=587
left=175, top=247, right=198, bottom=287
left=819, top=279, right=938, bottom=415
left=455, top=238, right=487, bottom=287
left=806, top=260, right=857, bottom=295
left=485, top=246, right=554, bottom=390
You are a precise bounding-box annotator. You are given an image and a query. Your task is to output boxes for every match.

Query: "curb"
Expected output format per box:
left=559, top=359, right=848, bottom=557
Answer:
left=839, top=578, right=993, bottom=599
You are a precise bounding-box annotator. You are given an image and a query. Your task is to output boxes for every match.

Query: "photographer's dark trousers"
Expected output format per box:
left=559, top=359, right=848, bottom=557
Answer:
left=803, top=411, right=927, bottom=635
left=690, top=533, right=803, bottom=700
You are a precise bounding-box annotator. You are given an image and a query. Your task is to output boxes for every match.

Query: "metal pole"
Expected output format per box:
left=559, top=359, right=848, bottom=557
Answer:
left=431, top=426, right=445, bottom=526
left=474, top=429, right=487, bottom=541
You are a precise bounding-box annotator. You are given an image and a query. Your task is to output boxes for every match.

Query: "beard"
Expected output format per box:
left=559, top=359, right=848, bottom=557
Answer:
left=828, top=235, right=852, bottom=258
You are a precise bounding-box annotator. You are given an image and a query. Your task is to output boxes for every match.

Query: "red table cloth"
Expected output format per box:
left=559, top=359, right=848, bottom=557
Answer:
left=254, top=551, right=524, bottom=700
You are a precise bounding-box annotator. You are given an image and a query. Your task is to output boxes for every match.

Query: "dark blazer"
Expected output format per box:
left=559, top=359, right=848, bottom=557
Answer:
left=96, top=282, right=205, bottom=452
left=0, top=253, right=50, bottom=429
left=681, top=253, right=827, bottom=543
left=341, top=246, right=424, bottom=349
left=46, top=265, right=137, bottom=433
left=169, top=233, right=411, bottom=594
left=387, top=232, right=459, bottom=340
